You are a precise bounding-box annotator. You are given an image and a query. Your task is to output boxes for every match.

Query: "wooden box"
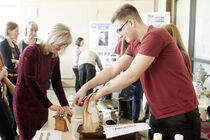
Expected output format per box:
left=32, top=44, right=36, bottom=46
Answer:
left=54, top=115, right=71, bottom=132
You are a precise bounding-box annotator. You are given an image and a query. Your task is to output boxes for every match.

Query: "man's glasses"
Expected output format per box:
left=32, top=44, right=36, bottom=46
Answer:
left=116, top=20, right=128, bottom=33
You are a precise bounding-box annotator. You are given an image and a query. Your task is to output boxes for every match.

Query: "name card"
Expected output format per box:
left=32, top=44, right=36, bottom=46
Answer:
left=103, top=123, right=150, bottom=139
left=33, top=130, right=62, bottom=140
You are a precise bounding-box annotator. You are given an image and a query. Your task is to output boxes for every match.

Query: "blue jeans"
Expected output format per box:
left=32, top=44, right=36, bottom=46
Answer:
left=132, top=79, right=143, bottom=120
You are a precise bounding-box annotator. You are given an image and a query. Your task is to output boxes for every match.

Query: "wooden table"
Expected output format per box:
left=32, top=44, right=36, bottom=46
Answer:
left=32, top=110, right=73, bottom=140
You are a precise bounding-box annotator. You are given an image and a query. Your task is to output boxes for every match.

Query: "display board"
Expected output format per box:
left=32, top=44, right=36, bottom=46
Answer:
left=89, top=22, right=118, bottom=68
left=89, top=12, right=170, bottom=68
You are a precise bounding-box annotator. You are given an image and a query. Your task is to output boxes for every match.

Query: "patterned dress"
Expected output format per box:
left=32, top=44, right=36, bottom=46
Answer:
left=13, top=44, right=69, bottom=140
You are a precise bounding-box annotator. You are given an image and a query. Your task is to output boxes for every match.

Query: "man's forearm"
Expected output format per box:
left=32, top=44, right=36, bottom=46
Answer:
left=100, top=71, right=137, bottom=96
left=84, top=66, right=117, bottom=91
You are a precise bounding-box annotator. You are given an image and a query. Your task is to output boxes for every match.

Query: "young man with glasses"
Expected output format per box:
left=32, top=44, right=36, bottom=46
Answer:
left=74, top=4, right=201, bottom=140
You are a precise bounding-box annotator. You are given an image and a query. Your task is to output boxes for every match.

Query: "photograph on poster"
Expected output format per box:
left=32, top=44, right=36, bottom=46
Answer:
left=98, top=31, right=108, bottom=46
left=98, top=52, right=103, bottom=56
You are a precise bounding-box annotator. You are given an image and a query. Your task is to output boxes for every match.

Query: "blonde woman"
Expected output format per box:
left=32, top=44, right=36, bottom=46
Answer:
left=13, top=23, right=73, bottom=140
left=18, top=21, right=40, bottom=53
left=163, top=24, right=191, bottom=75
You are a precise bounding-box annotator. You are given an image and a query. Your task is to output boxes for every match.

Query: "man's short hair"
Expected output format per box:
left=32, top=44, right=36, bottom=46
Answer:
left=111, top=4, right=142, bottom=23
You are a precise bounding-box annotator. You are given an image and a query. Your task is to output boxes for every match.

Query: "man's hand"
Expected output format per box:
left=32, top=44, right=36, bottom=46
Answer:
left=73, top=87, right=87, bottom=106
left=94, top=89, right=105, bottom=104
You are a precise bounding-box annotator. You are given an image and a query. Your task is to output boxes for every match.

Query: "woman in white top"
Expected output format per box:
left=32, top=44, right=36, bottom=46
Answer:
left=72, top=37, right=84, bottom=92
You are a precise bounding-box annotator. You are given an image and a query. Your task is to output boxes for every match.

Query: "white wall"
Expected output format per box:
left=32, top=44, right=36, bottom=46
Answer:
left=16, top=0, right=154, bottom=86
left=176, top=0, right=190, bottom=52
left=155, top=0, right=190, bottom=53
left=155, top=0, right=166, bottom=12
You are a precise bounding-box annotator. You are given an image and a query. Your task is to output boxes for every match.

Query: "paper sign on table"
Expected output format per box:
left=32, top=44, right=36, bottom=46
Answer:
left=103, top=123, right=150, bottom=139
left=33, top=130, right=62, bottom=140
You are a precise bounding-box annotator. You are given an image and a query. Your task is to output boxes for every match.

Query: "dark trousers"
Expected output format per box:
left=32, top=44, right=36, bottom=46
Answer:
left=0, top=92, right=16, bottom=140
left=132, top=79, right=143, bottom=120
left=73, top=67, right=81, bottom=92
left=149, top=108, right=201, bottom=140
left=78, top=63, right=96, bottom=96
left=7, top=74, right=17, bottom=135
left=118, top=79, right=143, bottom=120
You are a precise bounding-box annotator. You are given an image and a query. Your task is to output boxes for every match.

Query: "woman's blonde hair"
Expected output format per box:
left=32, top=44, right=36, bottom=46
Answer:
left=4, top=21, right=18, bottom=37
left=163, top=24, right=189, bottom=57
left=25, top=21, right=38, bottom=36
left=38, top=23, right=72, bottom=58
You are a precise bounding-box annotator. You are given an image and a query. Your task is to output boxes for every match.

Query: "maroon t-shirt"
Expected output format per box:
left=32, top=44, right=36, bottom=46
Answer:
left=125, top=26, right=198, bottom=119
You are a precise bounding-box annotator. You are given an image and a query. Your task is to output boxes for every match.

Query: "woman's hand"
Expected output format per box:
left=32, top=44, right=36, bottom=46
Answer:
left=62, top=106, right=73, bottom=116
left=2, top=77, right=16, bottom=96
left=8, top=84, right=15, bottom=96
left=49, top=105, right=65, bottom=115
left=1, top=67, right=8, bottom=78
left=1, top=83, right=7, bottom=103
left=11, top=59, right=19, bottom=68
left=11, top=59, right=19, bottom=64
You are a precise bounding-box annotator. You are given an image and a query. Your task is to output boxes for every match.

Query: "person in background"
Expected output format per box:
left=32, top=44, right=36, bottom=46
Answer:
left=72, top=37, right=84, bottom=92
left=78, top=49, right=103, bottom=95
left=115, top=38, right=143, bottom=123
left=0, top=54, right=17, bottom=140
left=18, top=21, right=51, bottom=89
left=0, top=35, right=5, bottom=42
left=13, top=23, right=73, bottom=140
left=74, top=4, right=200, bottom=140
left=0, top=21, right=20, bottom=136
left=18, top=21, right=39, bottom=53
left=163, top=23, right=191, bottom=75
